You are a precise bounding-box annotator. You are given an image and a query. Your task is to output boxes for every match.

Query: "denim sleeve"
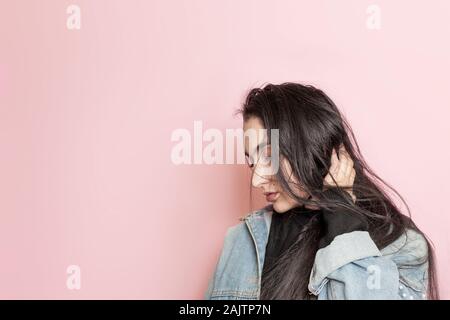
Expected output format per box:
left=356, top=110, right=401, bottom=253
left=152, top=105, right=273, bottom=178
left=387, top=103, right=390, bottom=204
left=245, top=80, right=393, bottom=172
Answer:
left=321, top=256, right=401, bottom=299
left=203, top=226, right=234, bottom=300
left=204, top=273, right=214, bottom=300
left=309, top=230, right=429, bottom=300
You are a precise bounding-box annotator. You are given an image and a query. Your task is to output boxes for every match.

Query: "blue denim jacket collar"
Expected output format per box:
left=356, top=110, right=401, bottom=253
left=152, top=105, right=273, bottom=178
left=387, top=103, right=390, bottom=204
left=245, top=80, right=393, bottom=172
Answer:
left=238, top=207, right=271, bottom=299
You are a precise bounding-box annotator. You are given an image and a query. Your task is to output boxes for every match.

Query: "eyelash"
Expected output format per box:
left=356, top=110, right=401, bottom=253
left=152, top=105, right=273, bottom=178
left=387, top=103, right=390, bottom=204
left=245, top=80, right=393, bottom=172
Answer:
left=245, top=145, right=272, bottom=169
left=245, top=156, right=254, bottom=168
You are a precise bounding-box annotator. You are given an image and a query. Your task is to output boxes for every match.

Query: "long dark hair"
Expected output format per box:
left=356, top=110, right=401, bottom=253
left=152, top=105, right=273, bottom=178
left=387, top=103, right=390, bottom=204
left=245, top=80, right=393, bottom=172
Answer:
left=236, top=82, right=439, bottom=300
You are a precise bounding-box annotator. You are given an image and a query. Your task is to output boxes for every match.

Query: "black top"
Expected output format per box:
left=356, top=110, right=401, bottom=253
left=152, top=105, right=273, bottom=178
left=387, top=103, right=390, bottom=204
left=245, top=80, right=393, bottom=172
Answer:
left=262, top=205, right=318, bottom=278
left=261, top=189, right=369, bottom=283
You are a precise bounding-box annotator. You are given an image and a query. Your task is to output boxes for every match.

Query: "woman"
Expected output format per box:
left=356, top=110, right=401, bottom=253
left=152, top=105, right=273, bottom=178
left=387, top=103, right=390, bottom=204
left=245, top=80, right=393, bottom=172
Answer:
left=204, top=82, right=438, bottom=300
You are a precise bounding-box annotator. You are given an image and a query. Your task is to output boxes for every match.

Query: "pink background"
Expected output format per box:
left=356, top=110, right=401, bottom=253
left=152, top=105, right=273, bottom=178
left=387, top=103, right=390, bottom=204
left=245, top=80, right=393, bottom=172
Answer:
left=0, top=0, right=449, bottom=299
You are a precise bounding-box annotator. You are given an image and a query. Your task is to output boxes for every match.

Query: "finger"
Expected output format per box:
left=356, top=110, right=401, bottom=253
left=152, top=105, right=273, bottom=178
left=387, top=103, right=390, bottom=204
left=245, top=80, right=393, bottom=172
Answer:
left=328, top=149, right=339, bottom=177
left=339, top=168, right=356, bottom=190
left=324, top=160, right=335, bottom=183
left=342, top=148, right=353, bottom=167
left=330, top=148, right=338, bottom=168
left=346, top=155, right=355, bottom=182
left=326, top=148, right=346, bottom=187
left=339, top=148, right=353, bottom=179
left=349, top=168, right=356, bottom=185
left=342, top=153, right=353, bottom=179
left=332, top=149, right=343, bottom=179
left=338, top=144, right=345, bottom=159
left=324, top=168, right=336, bottom=188
left=338, top=146, right=348, bottom=165
left=336, top=150, right=349, bottom=182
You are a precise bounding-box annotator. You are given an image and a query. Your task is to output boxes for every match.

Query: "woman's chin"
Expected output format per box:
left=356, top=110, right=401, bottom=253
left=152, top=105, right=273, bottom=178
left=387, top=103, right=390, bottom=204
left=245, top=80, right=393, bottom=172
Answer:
left=272, top=201, right=290, bottom=213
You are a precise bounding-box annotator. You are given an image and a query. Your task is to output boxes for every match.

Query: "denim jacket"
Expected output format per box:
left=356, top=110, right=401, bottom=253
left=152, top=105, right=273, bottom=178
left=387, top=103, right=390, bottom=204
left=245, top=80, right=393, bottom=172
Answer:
left=204, top=206, right=429, bottom=300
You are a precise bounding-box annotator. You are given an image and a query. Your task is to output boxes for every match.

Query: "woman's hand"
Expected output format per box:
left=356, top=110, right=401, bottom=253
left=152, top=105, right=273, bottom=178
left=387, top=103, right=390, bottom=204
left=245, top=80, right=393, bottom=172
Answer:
left=306, top=144, right=356, bottom=207
left=323, top=144, right=356, bottom=203
left=316, top=144, right=367, bottom=249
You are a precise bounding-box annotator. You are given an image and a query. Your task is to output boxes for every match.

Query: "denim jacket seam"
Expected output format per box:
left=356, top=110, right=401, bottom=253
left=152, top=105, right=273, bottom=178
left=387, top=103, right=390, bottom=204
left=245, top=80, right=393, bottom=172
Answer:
left=329, top=280, right=338, bottom=300
left=398, top=277, right=425, bottom=293
left=210, top=289, right=258, bottom=298
left=311, top=278, right=329, bottom=296
left=211, top=289, right=257, bottom=294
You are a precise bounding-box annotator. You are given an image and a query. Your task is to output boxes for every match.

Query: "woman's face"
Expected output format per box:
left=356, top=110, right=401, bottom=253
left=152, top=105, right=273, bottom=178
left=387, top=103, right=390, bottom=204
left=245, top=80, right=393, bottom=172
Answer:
left=243, top=117, right=314, bottom=213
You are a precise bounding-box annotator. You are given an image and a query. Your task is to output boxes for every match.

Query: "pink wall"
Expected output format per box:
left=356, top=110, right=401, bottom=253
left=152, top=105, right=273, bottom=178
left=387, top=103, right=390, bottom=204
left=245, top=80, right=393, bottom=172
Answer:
left=0, top=0, right=449, bottom=299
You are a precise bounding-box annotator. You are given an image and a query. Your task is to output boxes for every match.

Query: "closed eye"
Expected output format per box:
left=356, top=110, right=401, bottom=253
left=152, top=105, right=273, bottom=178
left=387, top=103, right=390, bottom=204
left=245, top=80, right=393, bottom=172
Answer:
left=245, top=154, right=254, bottom=168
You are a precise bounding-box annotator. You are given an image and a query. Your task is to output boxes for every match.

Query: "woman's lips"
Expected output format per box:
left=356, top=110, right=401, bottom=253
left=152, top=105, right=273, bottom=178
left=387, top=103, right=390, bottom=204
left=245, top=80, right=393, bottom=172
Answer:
left=265, top=192, right=280, bottom=202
